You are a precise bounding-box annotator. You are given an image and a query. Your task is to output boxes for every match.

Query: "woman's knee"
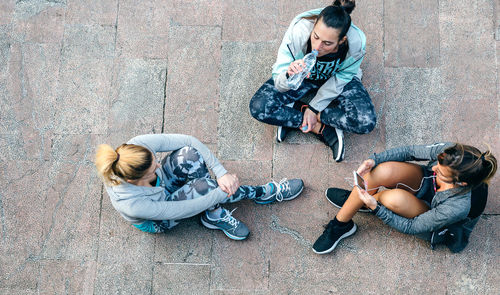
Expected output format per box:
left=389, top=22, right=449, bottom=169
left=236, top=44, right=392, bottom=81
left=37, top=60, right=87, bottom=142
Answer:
left=164, top=146, right=208, bottom=177
left=249, top=94, right=267, bottom=120
left=377, top=189, right=407, bottom=212
left=191, top=178, right=218, bottom=196
left=347, top=109, right=376, bottom=134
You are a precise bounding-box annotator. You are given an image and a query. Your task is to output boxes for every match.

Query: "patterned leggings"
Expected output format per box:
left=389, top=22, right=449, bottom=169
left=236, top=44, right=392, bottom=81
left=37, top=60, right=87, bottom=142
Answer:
left=249, top=77, right=376, bottom=134
left=133, top=146, right=264, bottom=233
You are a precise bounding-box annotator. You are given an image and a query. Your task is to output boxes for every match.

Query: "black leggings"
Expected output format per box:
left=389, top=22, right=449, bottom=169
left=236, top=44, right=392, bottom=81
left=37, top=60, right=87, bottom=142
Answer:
left=249, top=77, right=376, bottom=134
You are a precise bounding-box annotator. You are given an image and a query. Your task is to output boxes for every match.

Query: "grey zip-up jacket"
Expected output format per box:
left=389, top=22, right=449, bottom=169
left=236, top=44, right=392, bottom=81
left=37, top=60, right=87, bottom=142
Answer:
left=105, top=134, right=229, bottom=224
left=369, top=143, right=478, bottom=252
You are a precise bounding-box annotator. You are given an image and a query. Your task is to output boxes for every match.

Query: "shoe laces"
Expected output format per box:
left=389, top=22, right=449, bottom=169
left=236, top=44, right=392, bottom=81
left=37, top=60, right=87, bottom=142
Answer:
left=220, top=208, right=239, bottom=227
left=273, top=178, right=290, bottom=202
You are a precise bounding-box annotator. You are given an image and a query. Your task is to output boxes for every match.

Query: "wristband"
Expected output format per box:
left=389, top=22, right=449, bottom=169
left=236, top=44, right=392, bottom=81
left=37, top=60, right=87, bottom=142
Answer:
left=308, top=106, right=319, bottom=114
left=371, top=202, right=381, bottom=214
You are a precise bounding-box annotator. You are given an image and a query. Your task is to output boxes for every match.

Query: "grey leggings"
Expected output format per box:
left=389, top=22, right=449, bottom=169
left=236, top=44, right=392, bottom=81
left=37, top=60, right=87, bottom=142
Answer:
left=133, top=146, right=264, bottom=233
left=249, top=77, right=376, bottom=134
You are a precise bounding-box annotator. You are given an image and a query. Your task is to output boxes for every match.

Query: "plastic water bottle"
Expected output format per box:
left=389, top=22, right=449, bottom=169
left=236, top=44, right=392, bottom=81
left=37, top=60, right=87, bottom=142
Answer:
left=287, top=49, right=318, bottom=90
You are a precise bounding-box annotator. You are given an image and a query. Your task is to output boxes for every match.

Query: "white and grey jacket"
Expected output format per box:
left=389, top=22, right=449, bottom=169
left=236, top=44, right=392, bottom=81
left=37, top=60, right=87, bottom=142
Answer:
left=272, top=8, right=366, bottom=112
left=369, top=143, right=480, bottom=252
left=105, top=134, right=228, bottom=224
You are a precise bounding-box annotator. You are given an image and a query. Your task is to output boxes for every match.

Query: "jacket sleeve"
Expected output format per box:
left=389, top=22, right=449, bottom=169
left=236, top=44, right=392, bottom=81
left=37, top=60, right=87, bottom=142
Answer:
left=125, top=188, right=228, bottom=221
left=309, top=54, right=364, bottom=112
left=272, top=19, right=311, bottom=92
left=128, top=134, right=227, bottom=178
left=375, top=197, right=470, bottom=234
left=369, top=143, right=453, bottom=167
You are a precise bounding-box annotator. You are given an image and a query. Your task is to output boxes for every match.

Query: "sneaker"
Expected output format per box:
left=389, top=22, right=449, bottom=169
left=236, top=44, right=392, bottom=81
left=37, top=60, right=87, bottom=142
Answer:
left=325, top=188, right=371, bottom=213
left=331, top=128, right=344, bottom=162
left=254, top=178, right=304, bottom=204
left=320, top=126, right=344, bottom=162
left=312, top=219, right=357, bottom=254
left=200, top=208, right=249, bottom=240
left=276, top=126, right=290, bottom=143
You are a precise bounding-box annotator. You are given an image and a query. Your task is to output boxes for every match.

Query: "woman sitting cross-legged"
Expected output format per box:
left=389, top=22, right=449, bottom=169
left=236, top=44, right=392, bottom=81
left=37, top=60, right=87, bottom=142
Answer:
left=312, top=142, right=497, bottom=254
left=95, top=134, right=304, bottom=240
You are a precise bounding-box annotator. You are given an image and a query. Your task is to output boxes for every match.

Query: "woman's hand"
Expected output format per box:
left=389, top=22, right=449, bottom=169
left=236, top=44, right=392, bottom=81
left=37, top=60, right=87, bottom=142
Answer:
left=356, top=187, right=377, bottom=210
left=287, top=59, right=308, bottom=77
left=356, top=159, right=375, bottom=177
left=217, top=173, right=240, bottom=197
left=301, top=108, right=318, bottom=133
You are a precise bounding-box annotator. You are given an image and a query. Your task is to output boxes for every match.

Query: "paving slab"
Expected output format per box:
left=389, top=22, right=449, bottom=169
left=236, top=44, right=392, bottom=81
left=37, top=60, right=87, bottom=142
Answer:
left=0, top=1, right=14, bottom=25
left=116, top=0, right=170, bottom=58
left=65, top=0, right=118, bottom=26
left=13, top=3, right=65, bottom=44
left=222, top=0, right=278, bottom=42
left=218, top=42, right=276, bottom=160
left=384, top=0, right=440, bottom=68
left=153, top=262, right=211, bottom=295
left=164, top=25, right=221, bottom=144
left=277, top=0, right=330, bottom=27
left=37, top=260, right=97, bottom=295
left=109, top=58, right=167, bottom=145
left=168, top=0, right=223, bottom=26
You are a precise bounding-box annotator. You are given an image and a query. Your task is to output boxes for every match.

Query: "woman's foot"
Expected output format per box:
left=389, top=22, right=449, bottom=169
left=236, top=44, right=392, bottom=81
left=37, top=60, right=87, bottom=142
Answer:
left=312, top=218, right=357, bottom=254
left=201, top=208, right=249, bottom=240
left=254, top=178, right=304, bottom=204
left=325, top=188, right=371, bottom=213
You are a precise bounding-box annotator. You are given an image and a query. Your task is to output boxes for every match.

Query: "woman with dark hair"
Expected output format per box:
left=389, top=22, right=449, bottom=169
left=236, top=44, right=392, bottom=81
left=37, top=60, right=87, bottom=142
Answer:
left=312, top=142, right=497, bottom=254
left=249, top=0, right=376, bottom=162
left=95, top=134, right=304, bottom=240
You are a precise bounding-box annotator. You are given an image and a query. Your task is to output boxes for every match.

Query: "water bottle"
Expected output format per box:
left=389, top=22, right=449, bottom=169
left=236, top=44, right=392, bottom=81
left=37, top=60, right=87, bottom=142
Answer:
left=287, top=49, right=318, bottom=90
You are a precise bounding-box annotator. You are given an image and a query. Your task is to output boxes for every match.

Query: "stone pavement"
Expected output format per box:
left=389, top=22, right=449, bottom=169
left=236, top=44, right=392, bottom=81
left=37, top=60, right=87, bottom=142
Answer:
left=0, top=0, right=499, bottom=294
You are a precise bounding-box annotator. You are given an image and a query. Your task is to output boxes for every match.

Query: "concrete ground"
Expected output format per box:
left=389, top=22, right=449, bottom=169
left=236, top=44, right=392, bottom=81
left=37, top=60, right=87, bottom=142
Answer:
left=0, top=0, right=499, bottom=294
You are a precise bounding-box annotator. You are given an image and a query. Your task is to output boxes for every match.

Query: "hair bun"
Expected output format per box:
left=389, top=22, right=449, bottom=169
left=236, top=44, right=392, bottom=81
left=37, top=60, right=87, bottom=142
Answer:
left=333, top=0, right=356, bottom=14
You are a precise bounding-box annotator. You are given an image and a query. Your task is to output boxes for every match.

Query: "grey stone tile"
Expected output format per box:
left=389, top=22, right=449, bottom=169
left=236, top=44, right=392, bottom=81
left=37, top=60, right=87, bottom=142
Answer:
left=61, top=24, right=115, bottom=59
left=222, top=0, right=278, bottom=41
left=37, top=260, right=97, bottom=294
left=496, top=0, right=500, bottom=40
left=0, top=25, right=11, bottom=78
left=384, top=0, right=440, bottom=68
left=55, top=58, right=113, bottom=135
left=116, top=0, right=169, bottom=58
left=0, top=260, right=39, bottom=293
left=13, top=3, right=65, bottom=44
left=439, top=0, right=496, bottom=101
left=168, top=0, right=223, bottom=26
left=0, top=1, right=14, bottom=25
left=384, top=67, right=445, bottom=148
left=65, top=0, right=118, bottom=25
left=94, top=195, right=156, bottom=294
left=218, top=42, right=276, bottom=161
left=164, top=26, right=221, bottom=144
left=154, top=218, right=214, bottom=264
left=152, top=263, right=211, bottom=295
left=109, top=58, right=167, bottom=145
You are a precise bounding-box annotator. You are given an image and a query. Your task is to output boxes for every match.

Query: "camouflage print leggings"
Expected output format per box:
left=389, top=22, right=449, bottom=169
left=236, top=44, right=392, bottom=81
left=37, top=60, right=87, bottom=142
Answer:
left=249, top=77, right=376, bottom=134
left=134, top=146, right=264, bottom=233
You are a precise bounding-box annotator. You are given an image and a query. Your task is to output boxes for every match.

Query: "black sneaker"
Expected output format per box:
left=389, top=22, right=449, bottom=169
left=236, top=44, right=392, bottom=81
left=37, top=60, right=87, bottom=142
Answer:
left=325, top=188, right=371, bottom=213
left=276, top=126, right=290, bottom=143
left=312, top=219, right=357, bottom=254
left=320, top=126, right=344, bottom=162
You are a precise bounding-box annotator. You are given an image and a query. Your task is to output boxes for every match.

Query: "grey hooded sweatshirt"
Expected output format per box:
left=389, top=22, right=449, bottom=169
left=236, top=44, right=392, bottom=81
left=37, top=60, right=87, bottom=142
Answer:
left=105, top=134, right=229, bottom=224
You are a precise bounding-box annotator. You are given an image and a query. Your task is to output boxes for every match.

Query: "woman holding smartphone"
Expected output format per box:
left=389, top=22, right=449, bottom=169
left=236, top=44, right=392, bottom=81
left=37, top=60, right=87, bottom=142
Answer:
left=312, top=142, right=497, bottom=254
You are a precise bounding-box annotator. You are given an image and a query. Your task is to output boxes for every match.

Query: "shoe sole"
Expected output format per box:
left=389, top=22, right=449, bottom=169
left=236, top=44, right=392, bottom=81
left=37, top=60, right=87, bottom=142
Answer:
left=334, top=128, right=344, bottom=162
left=312, top=223, right=357, bottom=254
left=254, top=184, right=304, bottom=205
left=324, top=189, right=371, bottom=213
left=200, top=217, right=248, bottom=240
left=276, top=126, right=284, bottom=143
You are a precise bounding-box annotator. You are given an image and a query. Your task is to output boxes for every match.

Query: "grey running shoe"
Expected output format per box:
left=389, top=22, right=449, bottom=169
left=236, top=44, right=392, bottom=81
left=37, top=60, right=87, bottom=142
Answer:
left=254, top=178, right=304, bottom=204
left=200, top=208, right=249, bottom=240
left=276, top=126, right=290, bottom=143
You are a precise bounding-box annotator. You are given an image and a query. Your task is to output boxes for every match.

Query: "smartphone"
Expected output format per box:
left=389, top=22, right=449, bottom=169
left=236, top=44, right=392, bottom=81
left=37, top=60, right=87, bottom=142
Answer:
left=353, top=171, right=367, bottom=191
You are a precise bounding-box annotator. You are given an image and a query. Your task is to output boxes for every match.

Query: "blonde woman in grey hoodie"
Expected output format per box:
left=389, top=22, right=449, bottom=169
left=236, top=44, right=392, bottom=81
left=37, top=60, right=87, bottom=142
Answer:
left=95, top=134, right=304, bottom=240
left=250, top=1, right=376, bottom=162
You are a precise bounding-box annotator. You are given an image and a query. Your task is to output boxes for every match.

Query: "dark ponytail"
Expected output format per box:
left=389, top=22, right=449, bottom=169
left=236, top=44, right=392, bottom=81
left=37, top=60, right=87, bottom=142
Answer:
left=437, top=143, right=497, bottom=188
left=333, top=0, right=356, bottom=15
left=318, top=4, right=352, bottom=41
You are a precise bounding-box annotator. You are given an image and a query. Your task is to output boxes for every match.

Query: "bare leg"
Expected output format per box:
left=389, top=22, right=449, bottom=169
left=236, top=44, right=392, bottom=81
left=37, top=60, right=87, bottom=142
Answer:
left=336, top=162, right=427, bottom=222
